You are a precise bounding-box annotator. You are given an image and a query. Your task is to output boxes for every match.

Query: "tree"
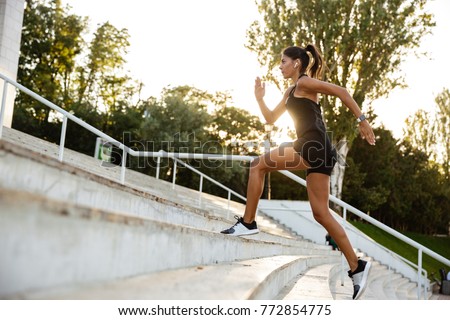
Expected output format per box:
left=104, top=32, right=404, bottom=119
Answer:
left=76, top=22, right=131, bottom=110
left=211, top=105, right=265, bottom=155
left=246, top=0, right=435, bottom=200
left=135, top=86, right=266, bottom=197
left=404, top=109, right=437, bottom=161
left=14, top=0, right=143, bottom=158
left=404, top=88, right=450, bottom=179
left=346, top=126, right=449, bottom=234
left=18, top=0, right=87, bottom=106
left=344, top=127, right=396, bottom=220
left=434, top=88, right=450, bottom=179
left=14, top=0, right=87, bottom=141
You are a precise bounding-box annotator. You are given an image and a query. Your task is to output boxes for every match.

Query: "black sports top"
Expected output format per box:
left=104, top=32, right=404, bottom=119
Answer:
left=285, top=74, right=337, bottom=176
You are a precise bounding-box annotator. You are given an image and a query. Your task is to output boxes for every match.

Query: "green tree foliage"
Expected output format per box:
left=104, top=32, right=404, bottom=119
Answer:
left=78, top=22, right=132, bottom=110
left=404, top=109, right=437, bottom=160
left=13, top=0, right=273, bottom=201
left=134, top=86, right=267, bottom=197
left=246, top=0, right=435, bottom=199
left=404, top=88, right=450, bottom=179
left=13, top=0, right=142, bottom=156
left=345, top=127, right=449, bottom=235
left=434, top=89, right=450, bottom=179
left=18, top=0, right=87, bottom=109
left=211, top=105, right=265, bottom=155
left=14, top=0, right=87, bottom=143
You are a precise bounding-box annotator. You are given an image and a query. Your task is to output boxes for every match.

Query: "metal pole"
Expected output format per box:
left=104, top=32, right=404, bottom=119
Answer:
left=0, top=80, right=8, bottom=139
left=341, top=207, right=347, bottom=286
left=120, top=148, right=127, bottom=185
left=172, top=159, right=177, bottom=189
left=58, top=116, right=68, bottom=162
left=198, top=175, right=203, bottom=206
left=227, top=190, right=231, bottom=220
left=418, top=248, right=423, bottom=299
left=156, top=156, right=161, bottom=179
left=264, top=123, right=273, bottom=200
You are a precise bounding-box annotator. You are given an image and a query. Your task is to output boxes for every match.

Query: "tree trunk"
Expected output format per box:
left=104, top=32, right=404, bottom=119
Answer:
left=330, top=138, right=349, bottom=212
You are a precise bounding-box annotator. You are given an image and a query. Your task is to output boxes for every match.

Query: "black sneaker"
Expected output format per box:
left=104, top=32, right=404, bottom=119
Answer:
left=348, top=259, right=371, bottom=300
left=220, top=215, right=259, bottom=236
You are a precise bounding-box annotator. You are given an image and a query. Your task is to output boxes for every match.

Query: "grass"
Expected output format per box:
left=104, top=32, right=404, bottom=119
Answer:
left=349, top=220, right=450, bottom=280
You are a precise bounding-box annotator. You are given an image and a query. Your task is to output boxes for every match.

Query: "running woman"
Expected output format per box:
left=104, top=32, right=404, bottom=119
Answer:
left=221, top=44, right=375, bottom=299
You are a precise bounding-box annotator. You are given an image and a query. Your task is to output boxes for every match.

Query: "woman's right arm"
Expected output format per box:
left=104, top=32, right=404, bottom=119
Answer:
left=254, top=77, right=290, bottom=124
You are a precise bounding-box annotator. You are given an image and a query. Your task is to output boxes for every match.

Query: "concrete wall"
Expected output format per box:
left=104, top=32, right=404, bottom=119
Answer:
left=0, top=0, right=25, bottom=127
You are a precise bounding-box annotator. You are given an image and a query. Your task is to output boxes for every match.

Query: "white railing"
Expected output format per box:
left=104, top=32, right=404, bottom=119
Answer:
left=1, top=72, right=449, bottom=299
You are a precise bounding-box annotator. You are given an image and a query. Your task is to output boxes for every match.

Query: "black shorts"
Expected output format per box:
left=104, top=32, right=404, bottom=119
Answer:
left=292, top=135, right=337, bottom=176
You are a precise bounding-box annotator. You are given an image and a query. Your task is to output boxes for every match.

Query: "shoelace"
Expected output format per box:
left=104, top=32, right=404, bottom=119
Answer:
left=232, top=215, right=242, bottom=226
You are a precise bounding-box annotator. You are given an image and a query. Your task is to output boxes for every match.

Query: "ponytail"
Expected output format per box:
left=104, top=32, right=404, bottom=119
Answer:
left=305, top=44, right=323, bottom=79
left=282, top=44, right=324, bottom=80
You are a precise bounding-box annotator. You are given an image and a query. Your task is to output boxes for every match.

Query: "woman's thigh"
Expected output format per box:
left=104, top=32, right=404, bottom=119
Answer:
left=252, top=143, right=311, bottom=172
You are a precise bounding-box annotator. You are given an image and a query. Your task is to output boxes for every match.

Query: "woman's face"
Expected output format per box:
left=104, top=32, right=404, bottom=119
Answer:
left=279, top=54, right=297, bottom=79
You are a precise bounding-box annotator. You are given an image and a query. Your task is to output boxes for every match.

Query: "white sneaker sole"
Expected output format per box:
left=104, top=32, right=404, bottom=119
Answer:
left=354, top=261, right=371, bottom=300
left=235, top=229, right=260, bottom=237
left=223, top=229, right=260, bottom=237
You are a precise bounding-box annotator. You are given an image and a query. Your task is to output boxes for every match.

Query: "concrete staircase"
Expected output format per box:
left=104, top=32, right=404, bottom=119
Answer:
left=0, top=127, right=428, bottom=299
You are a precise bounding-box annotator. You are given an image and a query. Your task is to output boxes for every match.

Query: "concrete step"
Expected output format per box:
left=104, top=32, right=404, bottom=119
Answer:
left=0, top=188, right=339, bottom=298
left=329, top=260, right=394, bottom=300
left=406, top=283, right=433, bottom=300
left=396, top=281, right=418, bottom=300
left=370, top=269, right=402, bottom=300
left=20, top=255, right=341, bottom=300
left=1, top=127, right=246, bottom=218
left=0, top=127, right=242, bottom=218
left=275, top=263, right=340, bottom=300
left=328, top=264, right=353, bottom=300
left=384, top=277, right=410, bottom=299
left=0, top=136, right=319, bottom=250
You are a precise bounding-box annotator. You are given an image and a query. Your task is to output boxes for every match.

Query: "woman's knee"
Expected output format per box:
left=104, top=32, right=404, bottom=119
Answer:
left=312, top=211, right=324, bottom=224
left=311, top=208, right=330, bottom=225
left=250, top=156, right=268, bottom=174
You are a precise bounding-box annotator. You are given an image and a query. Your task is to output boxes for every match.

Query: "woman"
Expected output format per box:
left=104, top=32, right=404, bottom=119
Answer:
left=221, top=44, right=375, bottom=300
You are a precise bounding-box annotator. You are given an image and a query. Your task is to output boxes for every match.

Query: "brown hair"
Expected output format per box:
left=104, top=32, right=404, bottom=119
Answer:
left=282, top=44, right=324, bottom=79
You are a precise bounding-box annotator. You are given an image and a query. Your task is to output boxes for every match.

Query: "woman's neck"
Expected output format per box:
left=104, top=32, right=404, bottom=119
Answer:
left=290, top=72, right=301, bottom=84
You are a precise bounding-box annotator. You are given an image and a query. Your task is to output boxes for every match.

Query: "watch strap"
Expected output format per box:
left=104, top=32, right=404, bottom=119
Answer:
left=357, top=114, right=366, bottom=123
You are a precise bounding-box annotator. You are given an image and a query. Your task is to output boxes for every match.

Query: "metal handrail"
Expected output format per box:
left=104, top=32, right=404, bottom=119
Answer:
left=278, top=170, right=449, bottom=299
left=1, top=72, right=448, bottom=299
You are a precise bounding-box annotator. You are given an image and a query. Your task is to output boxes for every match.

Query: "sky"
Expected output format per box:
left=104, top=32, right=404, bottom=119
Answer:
left=62, top=0, right=450, bottom=140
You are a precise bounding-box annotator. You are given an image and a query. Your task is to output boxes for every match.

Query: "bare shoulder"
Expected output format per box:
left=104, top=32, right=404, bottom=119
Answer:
left=297, top=75, right=322, bottom=87
left=298, top=76, right=343, bottom=96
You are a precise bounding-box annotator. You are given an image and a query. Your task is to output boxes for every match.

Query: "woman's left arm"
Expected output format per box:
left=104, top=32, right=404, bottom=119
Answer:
left=301, top=77, right=376, bottom=145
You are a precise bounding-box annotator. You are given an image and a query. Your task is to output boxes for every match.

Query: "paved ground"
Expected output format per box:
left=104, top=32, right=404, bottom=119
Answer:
left=431, top=291, right=450, bottom=300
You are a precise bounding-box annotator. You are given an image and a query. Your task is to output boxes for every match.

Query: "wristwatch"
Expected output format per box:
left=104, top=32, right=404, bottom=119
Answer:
left=357, top=114, right=366, bottom=123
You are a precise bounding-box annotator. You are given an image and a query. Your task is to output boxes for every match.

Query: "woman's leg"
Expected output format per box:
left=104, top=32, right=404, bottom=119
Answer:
left=243, top=144, right=309, bottom=223
left=305, top=173, right=358, bottom=271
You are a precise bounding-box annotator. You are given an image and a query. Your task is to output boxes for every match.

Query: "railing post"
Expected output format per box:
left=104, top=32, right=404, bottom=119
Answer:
left=227, top=191, right=231, bottom=220
left=156, top=151, right=161, bottom=180
left=418, top=248, right=423, bottom=299
left=341, top=207, right=347, bottom=286
left=172, top=159, right=177, bottom=189
left=58, top=116, right=68, bottom=162
left=198, top=175, right=203, bottom=206
left=424, top=270, right=429, bottom=299
left=120, top=147, right=127, bottom=185
left=0, top=79, right=8, bottom=139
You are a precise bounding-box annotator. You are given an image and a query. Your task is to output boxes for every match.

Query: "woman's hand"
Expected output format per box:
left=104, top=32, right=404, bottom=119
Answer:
left=254, top=77, right=265, bottom=101
left=358, top=121, right=376, bottom=145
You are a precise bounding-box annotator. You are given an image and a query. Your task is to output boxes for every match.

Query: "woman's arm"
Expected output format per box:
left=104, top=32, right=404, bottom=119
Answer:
left=254, top=77, right=290, bottom=124
left=299, top=77, right=376, bottom=145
